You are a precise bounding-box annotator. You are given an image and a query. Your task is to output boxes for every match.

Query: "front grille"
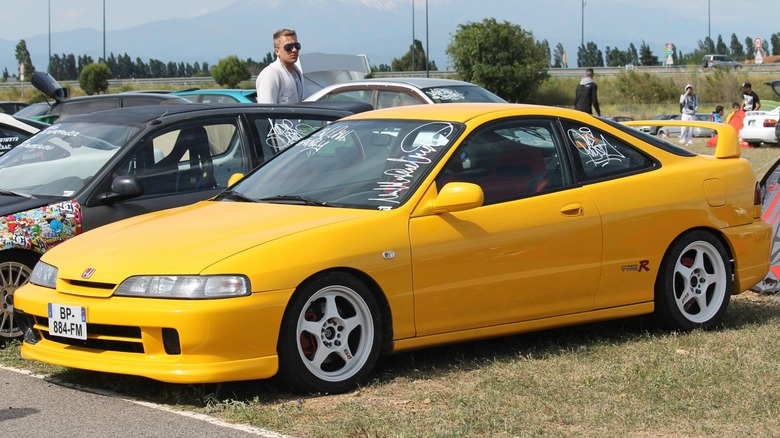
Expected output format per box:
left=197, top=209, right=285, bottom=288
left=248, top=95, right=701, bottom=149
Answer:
left=31, top=314, right=145, bottom=353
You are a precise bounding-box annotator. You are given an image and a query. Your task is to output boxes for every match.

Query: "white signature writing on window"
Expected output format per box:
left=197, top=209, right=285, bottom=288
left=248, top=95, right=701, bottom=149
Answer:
left=370, top=122, right=455, bottom=210
left=266, top=119, right=318, bottom=153
left=297, top=125, right=355, bottom=156
left=568, top=127, right=625, bottom=167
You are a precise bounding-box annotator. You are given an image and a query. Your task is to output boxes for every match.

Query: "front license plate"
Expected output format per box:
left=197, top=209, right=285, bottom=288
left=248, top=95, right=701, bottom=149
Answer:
left=48, top=303, right=87, bottom=340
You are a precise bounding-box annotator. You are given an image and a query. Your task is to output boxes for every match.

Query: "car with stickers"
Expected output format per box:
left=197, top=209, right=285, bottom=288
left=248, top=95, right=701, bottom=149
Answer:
left=0, top=101, right=371, bottom=340
left=304, top=77, right=506, bottom=109
left=14, top=104, right=770, bottom=393
left=0, top=113, right=48, bottom=156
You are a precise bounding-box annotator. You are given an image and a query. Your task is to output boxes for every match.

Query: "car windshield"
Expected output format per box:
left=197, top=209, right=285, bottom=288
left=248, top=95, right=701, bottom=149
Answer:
left=421, top=85, right=506, bottom=103
left=223, top=119, right=464, bottom=210
left=0, top=121, right=140, bottom=197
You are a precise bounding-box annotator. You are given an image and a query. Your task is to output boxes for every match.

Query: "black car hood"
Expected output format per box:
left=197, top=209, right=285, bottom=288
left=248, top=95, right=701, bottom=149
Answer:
left=0, top=195, right=52, bottom=215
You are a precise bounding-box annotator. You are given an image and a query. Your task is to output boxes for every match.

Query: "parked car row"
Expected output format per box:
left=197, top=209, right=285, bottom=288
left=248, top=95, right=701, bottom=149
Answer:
left=6, top=98, right=770, bottom=394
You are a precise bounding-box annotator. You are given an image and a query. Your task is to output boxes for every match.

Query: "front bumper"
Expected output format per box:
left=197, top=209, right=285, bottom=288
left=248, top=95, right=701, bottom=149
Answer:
left=14, top=283, right=294, bottom=383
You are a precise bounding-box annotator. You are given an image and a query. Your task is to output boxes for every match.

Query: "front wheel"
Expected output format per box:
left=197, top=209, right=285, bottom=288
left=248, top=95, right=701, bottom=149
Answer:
left=0, top=252, right=38, bottom=341
left=657, top=130, right=668, bottom=138
left=653, top=231, right=731, bottom=331
left=277, top=272, right=382, bottom=393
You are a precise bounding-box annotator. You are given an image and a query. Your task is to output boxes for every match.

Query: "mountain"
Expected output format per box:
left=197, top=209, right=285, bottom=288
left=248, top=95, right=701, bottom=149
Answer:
left=0, top=0, right=708, bottom=77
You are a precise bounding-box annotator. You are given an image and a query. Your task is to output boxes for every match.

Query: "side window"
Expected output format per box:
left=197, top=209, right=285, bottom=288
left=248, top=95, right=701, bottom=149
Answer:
left=377, top=91, right=423, bottom=109
left=322, top=89, right=372, bottom=105
left=60, top=99, right=118, bottom=117
left=561, top=120, right=655, bottom=182
left=251, top=116, right=332, bottom=160
left=117, top=120, right=247, bottom=196
left=437, top=119, right=565, bottom=205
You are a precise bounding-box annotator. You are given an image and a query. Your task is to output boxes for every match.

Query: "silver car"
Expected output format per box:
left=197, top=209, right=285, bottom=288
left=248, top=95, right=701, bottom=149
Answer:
left=701, top=54, right=741, bottom=69
left=657, top=114, right=715, bottom=138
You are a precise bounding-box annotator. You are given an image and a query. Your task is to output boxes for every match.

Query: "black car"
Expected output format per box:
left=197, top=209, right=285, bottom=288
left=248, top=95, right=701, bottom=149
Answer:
left=29, top=72, right=191, bottom=123
left=0, top=101, right=371, bottom=340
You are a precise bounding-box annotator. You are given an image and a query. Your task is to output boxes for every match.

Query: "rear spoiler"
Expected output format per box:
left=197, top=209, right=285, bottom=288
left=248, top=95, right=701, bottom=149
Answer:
left=623, top=120, right=740, bottom=159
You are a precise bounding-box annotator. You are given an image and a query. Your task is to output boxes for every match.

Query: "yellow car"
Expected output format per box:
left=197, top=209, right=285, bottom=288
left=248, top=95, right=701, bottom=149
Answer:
left=14, top=103, right=771, bottom=393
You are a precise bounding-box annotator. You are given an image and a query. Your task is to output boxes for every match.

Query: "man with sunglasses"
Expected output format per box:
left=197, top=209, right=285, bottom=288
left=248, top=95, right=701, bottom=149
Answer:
left=256, top=28, right=303, bottom=104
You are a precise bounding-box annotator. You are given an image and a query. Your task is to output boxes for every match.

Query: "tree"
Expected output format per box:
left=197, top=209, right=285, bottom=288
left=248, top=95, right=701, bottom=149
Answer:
left=577, top=42, right=603, bottom=67
left=210, top=55, right=249, bottom=88
left=552, top=43, right=567, bottom=68
left=446, top=18, right=549, bottom=103
left=771, top=33, right=780, bottom=56
left=744, top=36, right=754, bottom=58
left=639, top=41, right=660, bottom=66
left=391, top=39, right=437, bottom=71
left=729, top=34, right=745, bottom=60
left=715, top=35, right=729, bottom=55
left=79, top=63, right=112, bottom=95
left=15, top=40, right=35, bottom=80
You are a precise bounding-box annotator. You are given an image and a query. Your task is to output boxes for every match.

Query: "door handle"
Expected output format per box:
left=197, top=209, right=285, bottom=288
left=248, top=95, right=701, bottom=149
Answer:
left=560, top=203, right=584, bottom=217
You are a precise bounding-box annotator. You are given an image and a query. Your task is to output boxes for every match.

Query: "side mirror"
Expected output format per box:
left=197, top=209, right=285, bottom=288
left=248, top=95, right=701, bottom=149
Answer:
left=227, top=173, right=245, bottom=187
left=432, top=182, right=484, bottom=213
left=99, top=175, right=145, bottom=202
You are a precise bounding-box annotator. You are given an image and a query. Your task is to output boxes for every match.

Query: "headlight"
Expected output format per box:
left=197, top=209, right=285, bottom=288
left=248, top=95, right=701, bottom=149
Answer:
left=114, top=275, right=250, bottom=299
left=30, top=261, right=58, bottom=288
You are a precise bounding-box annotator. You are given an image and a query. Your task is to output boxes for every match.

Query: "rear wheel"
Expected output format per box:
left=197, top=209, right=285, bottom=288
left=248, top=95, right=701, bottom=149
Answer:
left=653, top=231, right=731, bottom=330
left=276, top=272, right=382, bottom=393
left=0, top=252, right=38, bottom=341
left=658, top=129, right=668, bottom=138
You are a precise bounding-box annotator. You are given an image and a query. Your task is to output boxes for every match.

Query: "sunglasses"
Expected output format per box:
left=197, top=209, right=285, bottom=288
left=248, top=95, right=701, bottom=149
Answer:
left=283, top=42, right=301, bottom=52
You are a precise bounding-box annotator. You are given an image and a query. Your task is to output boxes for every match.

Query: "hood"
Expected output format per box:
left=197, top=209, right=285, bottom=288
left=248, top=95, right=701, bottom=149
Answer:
left=0, top=195, right=51, bottom=215
left=46, top=200, right=380, bottom=282
left=579, top=77, right=594, bottom=86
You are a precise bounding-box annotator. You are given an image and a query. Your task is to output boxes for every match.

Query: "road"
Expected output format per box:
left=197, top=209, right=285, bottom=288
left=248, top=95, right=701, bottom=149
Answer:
left=0, top=366, right=293, bottom=438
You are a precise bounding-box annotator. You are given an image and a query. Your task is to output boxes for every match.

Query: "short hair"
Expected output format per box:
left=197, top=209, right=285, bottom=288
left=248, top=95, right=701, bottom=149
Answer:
left=732, top=102, right=740, bottom=109
left=715, top=105, right=724, bottom=113
left=584, top=68, right=594, bottom=77
left=273, top=29, right=297, bottom=48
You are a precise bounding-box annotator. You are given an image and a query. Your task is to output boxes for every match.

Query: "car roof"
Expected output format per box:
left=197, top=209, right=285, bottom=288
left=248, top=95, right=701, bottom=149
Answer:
left=320, top=77, right=479, bottom=90
left=60, top=101, right=374, bottom=124
left=344, top=102, right=578, bottom=123
left=59, top=92, right=190, bottom=103
left=173, top=89, right=257, bottom=96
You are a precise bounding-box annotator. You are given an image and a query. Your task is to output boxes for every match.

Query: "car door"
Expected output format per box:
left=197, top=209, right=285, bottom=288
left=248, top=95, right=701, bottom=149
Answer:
left=409, top=118, right=603, bottom=336
left=80, top=116, right=253, bottom=231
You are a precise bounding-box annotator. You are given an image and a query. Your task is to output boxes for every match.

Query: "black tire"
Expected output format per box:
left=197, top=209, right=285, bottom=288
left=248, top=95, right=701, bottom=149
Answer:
left=276, top=272, right=382, bottom=393
left=653, top=231, right=731, bottom=331
left=0, top=251, right=39, bottom=340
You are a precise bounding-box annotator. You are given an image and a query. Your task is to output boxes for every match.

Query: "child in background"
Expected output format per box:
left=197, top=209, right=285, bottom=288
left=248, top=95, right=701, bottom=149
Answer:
left=711, top=105, right=724, bottom=122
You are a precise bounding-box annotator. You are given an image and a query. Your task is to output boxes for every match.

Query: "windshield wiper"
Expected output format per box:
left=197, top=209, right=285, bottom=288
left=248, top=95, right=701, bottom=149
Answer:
left=0, top=189, right=35, bottom=199
left=259, top=194, right=328, bottom=206
left=214, top=190, right=258, bottom=203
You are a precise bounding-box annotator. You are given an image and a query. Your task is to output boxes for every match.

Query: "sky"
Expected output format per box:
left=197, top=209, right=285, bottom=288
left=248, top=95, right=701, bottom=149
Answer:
left=2, top=0, right=777, bottom=72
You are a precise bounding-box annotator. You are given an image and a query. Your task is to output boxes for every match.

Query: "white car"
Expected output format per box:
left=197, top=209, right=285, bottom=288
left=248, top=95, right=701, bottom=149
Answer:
left=0, top=113, right=47, bottom=157
left=740, top=108, right=779, bottom=147
left=305, top=78, right=506, bottom=109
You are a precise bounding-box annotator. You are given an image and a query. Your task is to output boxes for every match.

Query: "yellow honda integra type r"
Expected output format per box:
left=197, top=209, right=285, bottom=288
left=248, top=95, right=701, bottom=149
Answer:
left=14, top=103, right=770, bottom=394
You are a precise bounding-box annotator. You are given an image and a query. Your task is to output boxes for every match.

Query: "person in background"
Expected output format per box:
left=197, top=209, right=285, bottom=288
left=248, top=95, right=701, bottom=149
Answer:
left=711, top=105, right=724, bottom=123
left=574, top=68, right=601, bottom=116
left=742, top=82, right=761, bottom=112
left=725, top=102, right=741, bottom=123
left=679, top=84, right=699, bottom=146
left=256, top=29, right=303, bottom=104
